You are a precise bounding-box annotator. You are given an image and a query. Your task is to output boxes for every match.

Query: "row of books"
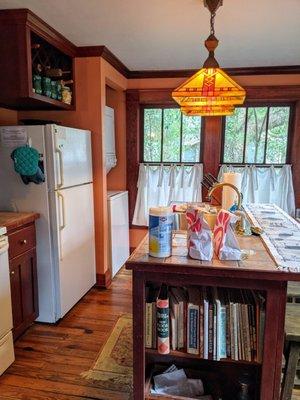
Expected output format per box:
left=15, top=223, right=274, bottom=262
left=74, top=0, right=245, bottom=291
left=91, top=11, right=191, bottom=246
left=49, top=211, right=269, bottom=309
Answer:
left=145, top=284, right=266, bottom=362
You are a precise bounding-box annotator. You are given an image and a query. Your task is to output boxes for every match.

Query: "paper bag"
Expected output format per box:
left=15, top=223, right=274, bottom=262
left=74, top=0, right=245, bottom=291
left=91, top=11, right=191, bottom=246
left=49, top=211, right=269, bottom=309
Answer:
left=186, top=208, right=213, bottom=261
left=213, top=209, right=242, bottom=260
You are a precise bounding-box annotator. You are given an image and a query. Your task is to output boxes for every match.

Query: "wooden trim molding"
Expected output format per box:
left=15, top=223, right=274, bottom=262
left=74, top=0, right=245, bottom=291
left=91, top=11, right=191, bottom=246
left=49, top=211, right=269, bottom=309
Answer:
left=290, top=101, right=300, bottom=209
left=76, top=46, right=130, bottom=78
left=128, top=65, right=300, bottom=80
left=96, top=270, right=112, bottom=288
left=126, top=90, right=140, bottom=226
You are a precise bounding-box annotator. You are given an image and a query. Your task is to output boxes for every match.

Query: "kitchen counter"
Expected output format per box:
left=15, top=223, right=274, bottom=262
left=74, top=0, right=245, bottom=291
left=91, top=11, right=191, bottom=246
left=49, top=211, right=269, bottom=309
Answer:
left=0, top=212, right=40, bottom=233
left=127, top=230, right=300, bottom=282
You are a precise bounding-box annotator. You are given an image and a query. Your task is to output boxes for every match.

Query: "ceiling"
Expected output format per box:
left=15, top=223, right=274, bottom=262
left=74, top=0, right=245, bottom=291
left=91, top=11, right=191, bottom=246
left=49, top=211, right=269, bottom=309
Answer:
left=0, top=0, right=299, bottom=71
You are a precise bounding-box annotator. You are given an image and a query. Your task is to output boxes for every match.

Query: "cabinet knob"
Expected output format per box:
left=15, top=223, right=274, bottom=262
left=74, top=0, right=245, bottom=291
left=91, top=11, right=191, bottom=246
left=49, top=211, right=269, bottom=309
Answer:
left=11, top=271, right=15, bottom=276
left=20, top=239, right=27, bottom=245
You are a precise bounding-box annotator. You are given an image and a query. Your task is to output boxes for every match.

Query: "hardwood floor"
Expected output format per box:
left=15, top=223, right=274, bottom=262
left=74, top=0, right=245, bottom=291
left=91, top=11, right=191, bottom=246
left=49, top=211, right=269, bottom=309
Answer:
left=0, top=269, right=132, bottom=400
left=0, top=267, right=299, bottom=400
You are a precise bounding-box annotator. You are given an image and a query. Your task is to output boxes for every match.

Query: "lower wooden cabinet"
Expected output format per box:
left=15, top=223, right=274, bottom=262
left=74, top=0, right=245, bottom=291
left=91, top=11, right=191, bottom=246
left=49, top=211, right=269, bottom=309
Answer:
left=8, top=225, right=39, bottom=340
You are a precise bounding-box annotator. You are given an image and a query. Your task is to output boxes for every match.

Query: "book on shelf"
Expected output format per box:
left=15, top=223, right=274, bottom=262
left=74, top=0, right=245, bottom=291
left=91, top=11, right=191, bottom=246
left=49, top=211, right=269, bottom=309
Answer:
left=187, top=287, right=200, bottom=355
left=156, top=284, right=170, bottom=355
left=145, top=284, right=266, bottom=363
left=145, top=286, right=159, bottom=349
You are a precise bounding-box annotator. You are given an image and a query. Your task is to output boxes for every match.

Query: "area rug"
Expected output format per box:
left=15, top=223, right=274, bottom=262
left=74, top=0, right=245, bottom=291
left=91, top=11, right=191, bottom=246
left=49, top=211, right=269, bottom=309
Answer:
left=82, top=314, right=133, bottom=392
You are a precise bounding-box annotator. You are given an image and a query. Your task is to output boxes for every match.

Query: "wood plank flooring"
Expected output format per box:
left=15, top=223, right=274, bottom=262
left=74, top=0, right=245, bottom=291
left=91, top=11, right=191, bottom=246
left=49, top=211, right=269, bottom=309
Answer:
left=0, top=269, right=132, bottom=400
left=0, top=267, right=299, bottom=400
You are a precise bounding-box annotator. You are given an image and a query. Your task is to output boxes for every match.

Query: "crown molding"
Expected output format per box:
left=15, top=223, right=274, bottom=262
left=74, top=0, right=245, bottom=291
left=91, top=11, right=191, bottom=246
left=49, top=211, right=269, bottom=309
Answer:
left=76, top=46, right=130, bottom=78
left=76, top=47, right=300, bottom=79
left=128, top=65, right=300, bottom=79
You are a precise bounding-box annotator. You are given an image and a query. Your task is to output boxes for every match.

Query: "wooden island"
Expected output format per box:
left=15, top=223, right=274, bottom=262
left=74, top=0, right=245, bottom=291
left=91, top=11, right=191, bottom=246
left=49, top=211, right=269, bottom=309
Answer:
left=126, top=230, right=300, bottom=400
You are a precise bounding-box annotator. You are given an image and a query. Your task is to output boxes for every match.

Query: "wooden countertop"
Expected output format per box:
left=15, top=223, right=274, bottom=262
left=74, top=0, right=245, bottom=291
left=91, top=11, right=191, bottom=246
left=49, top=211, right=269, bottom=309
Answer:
left=126, top=231, right=300, bottom=282
left=0, top=212, right=40, bottom=232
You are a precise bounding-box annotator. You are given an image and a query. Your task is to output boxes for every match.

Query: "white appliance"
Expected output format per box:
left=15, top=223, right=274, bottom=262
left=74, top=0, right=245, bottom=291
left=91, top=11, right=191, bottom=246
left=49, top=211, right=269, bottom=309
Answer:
left=0, top=226, right=15, bottom=375
left=104, top=106, right=117, bottom=173
left=0, top=125, right=96, bottom=323
left=107, top=191, right=129, bottom=278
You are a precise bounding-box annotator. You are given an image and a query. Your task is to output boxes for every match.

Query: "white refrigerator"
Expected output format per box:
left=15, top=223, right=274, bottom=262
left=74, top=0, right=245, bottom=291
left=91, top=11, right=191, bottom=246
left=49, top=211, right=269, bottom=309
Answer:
left=0, top=125, right=96, bottom=323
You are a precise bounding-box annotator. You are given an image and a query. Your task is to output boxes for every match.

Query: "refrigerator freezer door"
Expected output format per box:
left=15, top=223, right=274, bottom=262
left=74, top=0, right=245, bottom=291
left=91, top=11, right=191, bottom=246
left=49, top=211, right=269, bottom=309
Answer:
left=107, top=191, right=130, bottom=278
left=46, top=125, right=93, bottom=190
left=53, top=183, right=96, bottom=318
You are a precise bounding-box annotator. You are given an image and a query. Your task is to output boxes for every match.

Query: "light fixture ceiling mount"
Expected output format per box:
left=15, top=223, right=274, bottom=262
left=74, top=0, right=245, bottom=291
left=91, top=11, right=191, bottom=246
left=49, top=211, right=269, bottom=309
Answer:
left=172, top=0, right=246, bottom=117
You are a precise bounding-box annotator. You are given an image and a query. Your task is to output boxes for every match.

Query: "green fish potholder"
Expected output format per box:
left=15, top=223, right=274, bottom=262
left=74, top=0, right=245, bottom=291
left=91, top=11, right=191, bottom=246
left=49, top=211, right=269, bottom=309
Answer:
left=11, top=146, right=39, bottom=176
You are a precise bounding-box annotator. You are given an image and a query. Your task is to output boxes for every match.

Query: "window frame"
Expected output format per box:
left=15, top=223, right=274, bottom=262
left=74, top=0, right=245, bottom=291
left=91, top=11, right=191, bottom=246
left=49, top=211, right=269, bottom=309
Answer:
left=220, top=102, right=295, bottom=166
left=140, top=104, right=204, bottom=165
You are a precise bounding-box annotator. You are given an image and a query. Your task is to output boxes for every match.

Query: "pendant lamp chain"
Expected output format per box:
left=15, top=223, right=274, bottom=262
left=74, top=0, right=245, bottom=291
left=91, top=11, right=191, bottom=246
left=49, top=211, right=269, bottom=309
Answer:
left=210, top=9, right=216, bottom=35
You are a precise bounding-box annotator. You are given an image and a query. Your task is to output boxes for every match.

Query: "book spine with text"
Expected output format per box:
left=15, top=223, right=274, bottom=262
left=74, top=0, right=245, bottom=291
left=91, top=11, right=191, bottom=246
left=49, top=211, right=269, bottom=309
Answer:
left=187, top=305, right=199, bottom=354
left=208, top=302, right=214, bottom=360
left=145, top=302, right=153, bottom=348
left=157, top=296, right=170, bottom=355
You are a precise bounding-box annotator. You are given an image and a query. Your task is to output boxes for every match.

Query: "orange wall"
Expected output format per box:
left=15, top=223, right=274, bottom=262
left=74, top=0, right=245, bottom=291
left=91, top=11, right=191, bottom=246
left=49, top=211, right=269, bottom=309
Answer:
left=106, top=86, right=127, bottom=190
left=0, top=107, right=18, bottom=125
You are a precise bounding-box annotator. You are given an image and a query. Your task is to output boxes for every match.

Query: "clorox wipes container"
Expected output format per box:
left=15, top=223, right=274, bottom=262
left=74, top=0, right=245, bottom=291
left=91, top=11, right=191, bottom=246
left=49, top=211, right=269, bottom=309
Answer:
left=149, top=207, right=173, bottom=258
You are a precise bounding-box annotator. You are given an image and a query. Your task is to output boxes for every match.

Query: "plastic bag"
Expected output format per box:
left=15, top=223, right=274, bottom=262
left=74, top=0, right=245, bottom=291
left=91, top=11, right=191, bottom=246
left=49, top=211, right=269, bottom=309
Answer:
left=186, top=208, right=213, bottom=261
left=213, top=209, right=242, bottom=260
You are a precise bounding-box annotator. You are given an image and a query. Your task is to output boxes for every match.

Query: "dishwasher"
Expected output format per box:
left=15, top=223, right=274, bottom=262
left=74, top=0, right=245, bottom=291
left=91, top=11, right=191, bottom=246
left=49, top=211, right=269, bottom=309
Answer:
left=0, top=226, right=15, bottom=375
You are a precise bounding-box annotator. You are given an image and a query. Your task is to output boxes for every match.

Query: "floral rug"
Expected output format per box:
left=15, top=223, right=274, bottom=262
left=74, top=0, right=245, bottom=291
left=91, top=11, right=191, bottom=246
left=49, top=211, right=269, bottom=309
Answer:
left=82, top=314, right=133, bottom=393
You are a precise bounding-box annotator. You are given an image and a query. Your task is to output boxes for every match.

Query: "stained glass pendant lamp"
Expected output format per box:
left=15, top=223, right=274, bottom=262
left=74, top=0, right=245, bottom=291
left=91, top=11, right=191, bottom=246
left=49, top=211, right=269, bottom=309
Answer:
left=172, top=0, right=246, bottom=116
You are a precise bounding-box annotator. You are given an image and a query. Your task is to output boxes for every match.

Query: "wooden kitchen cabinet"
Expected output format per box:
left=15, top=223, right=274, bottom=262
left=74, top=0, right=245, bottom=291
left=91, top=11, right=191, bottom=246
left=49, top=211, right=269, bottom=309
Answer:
left=0, top=9, right=76, bottom=110
left=0, top=212, right=40, bottom=340
left=9, top=248, right=38, bottom=340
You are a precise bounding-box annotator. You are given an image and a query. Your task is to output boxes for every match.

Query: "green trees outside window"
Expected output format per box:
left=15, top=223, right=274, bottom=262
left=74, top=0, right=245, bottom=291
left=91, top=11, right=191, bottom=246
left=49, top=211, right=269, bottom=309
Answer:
left=223, top=106, right=291, bottom=164
left=143, top=108, right=202, bottom=163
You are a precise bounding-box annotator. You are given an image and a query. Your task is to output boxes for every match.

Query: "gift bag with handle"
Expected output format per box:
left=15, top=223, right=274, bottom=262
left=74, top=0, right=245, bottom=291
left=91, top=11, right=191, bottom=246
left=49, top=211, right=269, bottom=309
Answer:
left=186, top=207, right=213, bottom=261
left=213, top=209, right=241, bottom=260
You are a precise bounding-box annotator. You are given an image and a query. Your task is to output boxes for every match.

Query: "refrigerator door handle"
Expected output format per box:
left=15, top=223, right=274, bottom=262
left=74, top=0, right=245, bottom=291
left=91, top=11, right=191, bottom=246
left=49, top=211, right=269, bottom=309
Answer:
left=57, top=191, right=66, bottom=261
left=55, top=147, right=64, bottom=188
left=57, top=191, right=66, bottom=230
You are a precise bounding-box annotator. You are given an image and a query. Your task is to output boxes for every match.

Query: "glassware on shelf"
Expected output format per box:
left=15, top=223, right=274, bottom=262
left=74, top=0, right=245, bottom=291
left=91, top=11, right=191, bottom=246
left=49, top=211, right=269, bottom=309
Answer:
left=42, top=76, right=52, bottom=97
left=33, top=74, right=42, bottom=94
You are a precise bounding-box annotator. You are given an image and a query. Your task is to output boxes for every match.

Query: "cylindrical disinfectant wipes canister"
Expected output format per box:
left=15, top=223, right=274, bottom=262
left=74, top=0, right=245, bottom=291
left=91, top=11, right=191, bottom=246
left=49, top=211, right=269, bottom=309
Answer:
left=149, top=207, right=173, bottom=258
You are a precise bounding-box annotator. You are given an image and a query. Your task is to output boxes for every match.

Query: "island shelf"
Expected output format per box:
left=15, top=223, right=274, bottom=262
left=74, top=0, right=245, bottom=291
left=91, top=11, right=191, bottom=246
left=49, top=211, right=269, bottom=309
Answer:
left=126, top=231, right=300, bottom=400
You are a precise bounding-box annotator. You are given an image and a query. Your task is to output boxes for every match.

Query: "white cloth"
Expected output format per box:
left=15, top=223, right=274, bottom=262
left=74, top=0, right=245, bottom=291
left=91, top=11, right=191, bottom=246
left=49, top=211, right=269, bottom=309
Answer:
left=133, top=163, right=203, bottom=226
left=218, top=164, right=295, bottom=216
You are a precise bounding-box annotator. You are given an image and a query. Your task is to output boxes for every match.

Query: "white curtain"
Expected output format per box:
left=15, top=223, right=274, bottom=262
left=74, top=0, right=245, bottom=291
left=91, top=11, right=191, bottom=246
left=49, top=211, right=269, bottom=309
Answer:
left=133, top=163, right=203, bottom=226
left=218, top=164, right=295, bottom=216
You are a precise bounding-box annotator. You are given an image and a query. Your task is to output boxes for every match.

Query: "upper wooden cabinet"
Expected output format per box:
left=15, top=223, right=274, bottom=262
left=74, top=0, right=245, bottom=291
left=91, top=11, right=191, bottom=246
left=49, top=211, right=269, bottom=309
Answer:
left=0, top=9, right=76, bottom=110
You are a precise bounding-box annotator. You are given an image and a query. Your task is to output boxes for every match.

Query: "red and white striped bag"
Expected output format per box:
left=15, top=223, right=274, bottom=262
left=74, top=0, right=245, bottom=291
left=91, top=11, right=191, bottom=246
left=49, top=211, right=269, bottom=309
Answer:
left=186, top=207, right=213, bottom=261
left=213, top=209, right=241, bottom=260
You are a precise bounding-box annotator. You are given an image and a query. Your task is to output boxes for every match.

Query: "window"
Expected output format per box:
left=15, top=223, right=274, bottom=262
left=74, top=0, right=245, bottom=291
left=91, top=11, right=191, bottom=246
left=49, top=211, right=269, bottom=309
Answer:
left=142, top=107, right=202, bottom=163
left=222, top=105, right=291, bottom=164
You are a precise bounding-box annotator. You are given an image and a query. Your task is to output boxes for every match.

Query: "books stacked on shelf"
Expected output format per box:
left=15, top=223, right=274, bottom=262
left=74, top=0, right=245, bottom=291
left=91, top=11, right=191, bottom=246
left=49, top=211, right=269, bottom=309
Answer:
left=145, top=284, right=266, bottom=363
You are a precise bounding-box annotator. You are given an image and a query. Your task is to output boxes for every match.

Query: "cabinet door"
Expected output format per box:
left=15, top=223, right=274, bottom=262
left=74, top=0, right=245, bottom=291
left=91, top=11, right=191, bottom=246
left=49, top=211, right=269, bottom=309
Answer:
left=9, top=249, right=39, bottom=340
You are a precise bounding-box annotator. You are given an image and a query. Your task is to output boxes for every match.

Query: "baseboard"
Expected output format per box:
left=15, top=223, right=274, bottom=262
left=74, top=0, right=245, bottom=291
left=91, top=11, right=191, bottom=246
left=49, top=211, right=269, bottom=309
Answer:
left=96, top=270, right=112, bottom=288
